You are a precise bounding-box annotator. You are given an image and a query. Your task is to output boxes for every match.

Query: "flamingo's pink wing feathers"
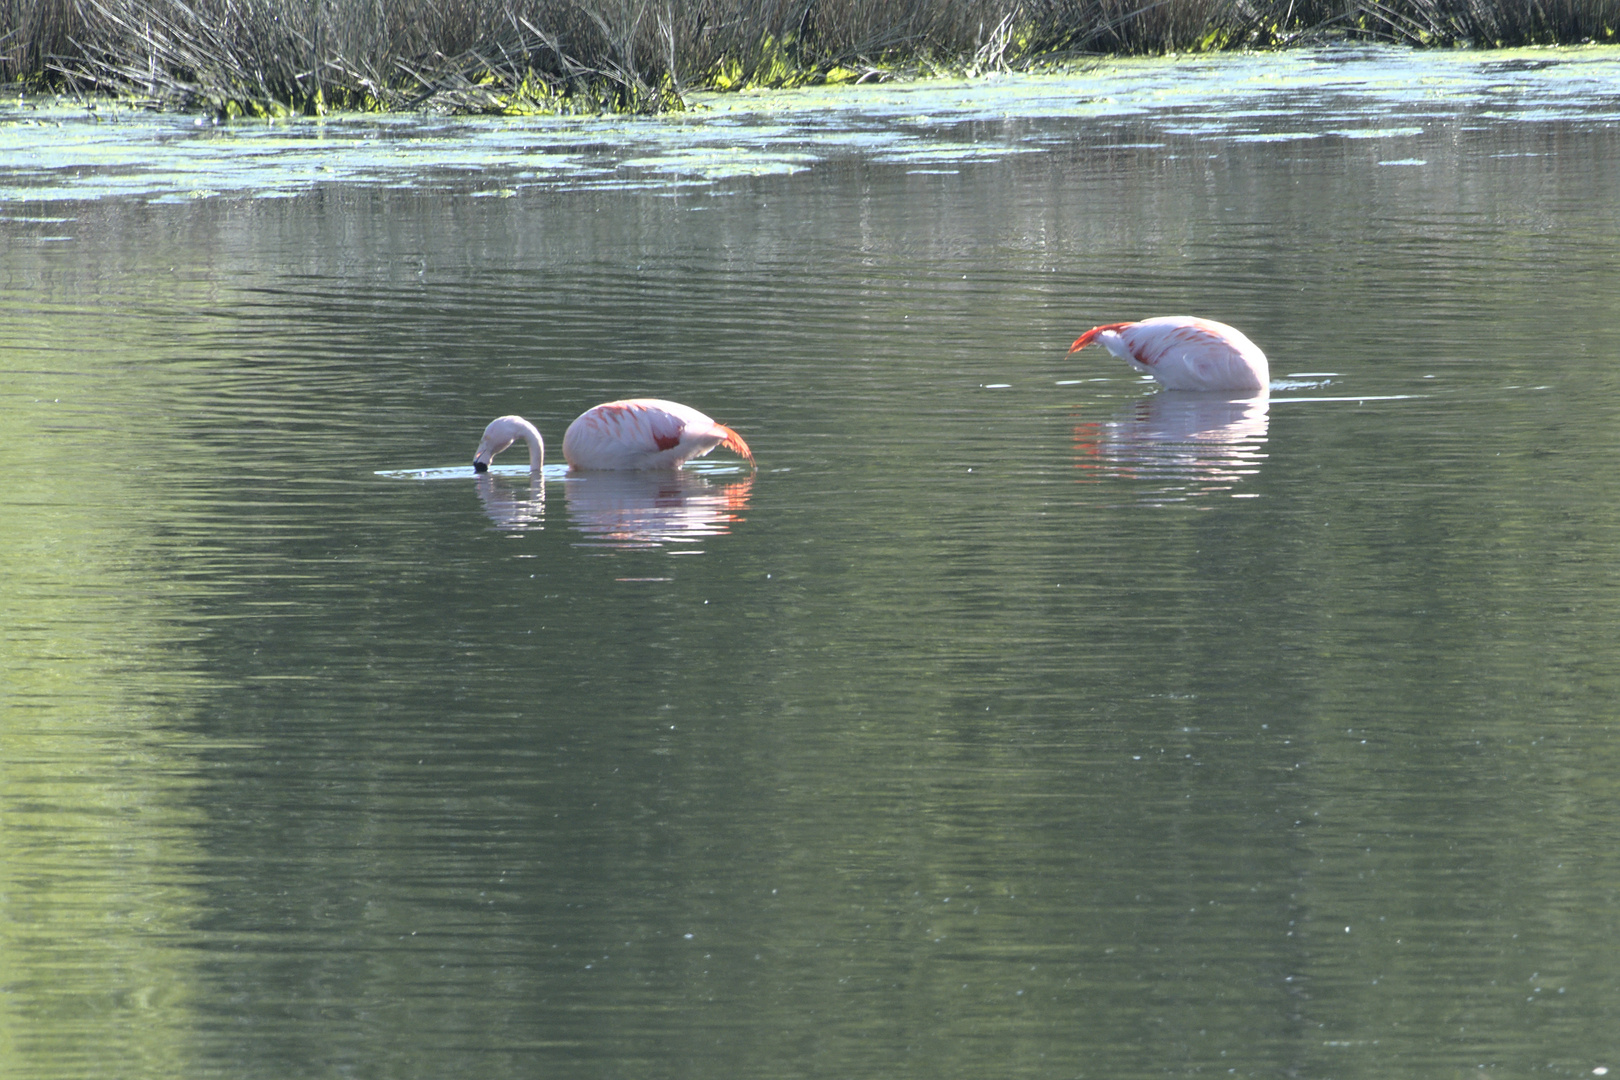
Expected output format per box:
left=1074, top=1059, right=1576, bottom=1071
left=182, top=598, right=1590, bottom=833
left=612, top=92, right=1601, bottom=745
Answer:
left=714, top=423, right=753, bottom=462
left=563, top=399, right=753, bottom=469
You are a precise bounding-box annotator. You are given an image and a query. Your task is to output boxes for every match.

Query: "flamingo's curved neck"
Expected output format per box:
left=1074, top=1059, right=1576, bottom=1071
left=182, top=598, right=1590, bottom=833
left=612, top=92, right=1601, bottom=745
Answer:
left=517, top=424, right=544, bottom=472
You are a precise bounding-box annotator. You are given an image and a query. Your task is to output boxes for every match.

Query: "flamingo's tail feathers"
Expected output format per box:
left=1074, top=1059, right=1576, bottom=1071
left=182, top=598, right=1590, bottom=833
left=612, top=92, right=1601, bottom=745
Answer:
left=1068, top=322, right=1132, bottom=355
left=717, top=424, right=754, bottom=464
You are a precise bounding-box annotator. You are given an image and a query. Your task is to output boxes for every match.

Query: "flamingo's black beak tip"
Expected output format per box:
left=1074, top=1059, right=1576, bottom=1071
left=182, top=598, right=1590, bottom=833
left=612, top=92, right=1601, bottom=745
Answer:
left=473, top=460, right=488, bottom=473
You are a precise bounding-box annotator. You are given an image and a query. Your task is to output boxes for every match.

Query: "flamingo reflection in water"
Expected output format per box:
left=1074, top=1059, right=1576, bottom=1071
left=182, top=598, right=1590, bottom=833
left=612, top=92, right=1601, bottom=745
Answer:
left=565, top=469, right=754, bottom=549
left=475, top=473, right=548, bottom=530
left=1073, top=393, right=1270, bottom=502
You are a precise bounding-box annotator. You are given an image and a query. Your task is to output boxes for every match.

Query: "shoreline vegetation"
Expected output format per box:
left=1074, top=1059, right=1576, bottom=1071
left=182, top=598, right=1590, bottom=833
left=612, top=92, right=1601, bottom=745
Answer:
left=3, top=0, right=1617, bottom=117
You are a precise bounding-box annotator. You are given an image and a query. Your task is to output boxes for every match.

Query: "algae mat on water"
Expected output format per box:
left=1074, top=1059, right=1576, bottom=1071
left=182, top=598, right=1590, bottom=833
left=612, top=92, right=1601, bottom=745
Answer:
left=3, top=45, right=1618, bottom=205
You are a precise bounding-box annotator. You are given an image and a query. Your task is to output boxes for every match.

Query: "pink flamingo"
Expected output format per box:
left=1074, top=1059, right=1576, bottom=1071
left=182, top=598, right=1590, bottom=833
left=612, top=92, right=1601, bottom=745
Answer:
left=563, top=399, right=753, bottom=470
left=472, top=399, right=752, bottom=473
left=473, top=415, right=544, bottom=473
left=1068, top=316, right=1269, bottom=393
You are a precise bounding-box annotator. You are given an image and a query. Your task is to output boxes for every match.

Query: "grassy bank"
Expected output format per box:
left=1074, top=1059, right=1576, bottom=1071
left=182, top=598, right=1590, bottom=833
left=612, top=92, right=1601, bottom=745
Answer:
left=3, top=0, right=1617, bottom=116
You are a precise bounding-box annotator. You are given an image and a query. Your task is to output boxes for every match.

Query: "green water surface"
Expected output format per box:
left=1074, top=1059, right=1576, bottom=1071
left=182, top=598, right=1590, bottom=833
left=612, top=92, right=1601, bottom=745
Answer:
left=3, top=44, right=1620, bottom=1080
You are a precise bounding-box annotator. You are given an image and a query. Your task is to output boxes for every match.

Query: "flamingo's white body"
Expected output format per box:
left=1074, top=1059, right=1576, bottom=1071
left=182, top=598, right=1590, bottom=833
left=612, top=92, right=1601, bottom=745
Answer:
left=561, top=398, right=752, bottom=471
left=1069, top=316, right=1269, bottom=393
left=473, top=415, right=544, bottom=473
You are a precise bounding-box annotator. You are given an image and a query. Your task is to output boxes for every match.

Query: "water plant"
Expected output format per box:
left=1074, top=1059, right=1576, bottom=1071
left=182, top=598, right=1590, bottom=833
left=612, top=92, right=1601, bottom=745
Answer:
left=2, top=0, right=1616, bottom=115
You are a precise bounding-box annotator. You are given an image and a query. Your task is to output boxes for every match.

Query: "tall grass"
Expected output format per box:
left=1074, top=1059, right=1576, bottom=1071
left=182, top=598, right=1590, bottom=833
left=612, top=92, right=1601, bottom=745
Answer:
left=3, top=0, right=1617, bottom=115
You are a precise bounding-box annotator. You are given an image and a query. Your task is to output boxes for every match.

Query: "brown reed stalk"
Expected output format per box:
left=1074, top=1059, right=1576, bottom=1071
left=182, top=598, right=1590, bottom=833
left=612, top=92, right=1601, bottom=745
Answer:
left=4, top=0, right=1616, bottom=111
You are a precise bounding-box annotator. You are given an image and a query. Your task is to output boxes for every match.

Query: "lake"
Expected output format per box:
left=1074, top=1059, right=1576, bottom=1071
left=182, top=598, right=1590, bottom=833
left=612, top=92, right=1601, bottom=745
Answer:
left=3, top=44, right=1620, bottom=1079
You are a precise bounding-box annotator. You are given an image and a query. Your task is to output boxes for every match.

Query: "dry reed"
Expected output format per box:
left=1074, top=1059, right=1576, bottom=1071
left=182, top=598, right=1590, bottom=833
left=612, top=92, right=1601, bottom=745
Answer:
left=2, top=0, right=1615, bottom=115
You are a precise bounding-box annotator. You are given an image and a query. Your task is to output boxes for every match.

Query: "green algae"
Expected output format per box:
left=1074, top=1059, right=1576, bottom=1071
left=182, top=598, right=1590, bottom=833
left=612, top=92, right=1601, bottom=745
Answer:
left=4, top=45, right=1618, bottom=206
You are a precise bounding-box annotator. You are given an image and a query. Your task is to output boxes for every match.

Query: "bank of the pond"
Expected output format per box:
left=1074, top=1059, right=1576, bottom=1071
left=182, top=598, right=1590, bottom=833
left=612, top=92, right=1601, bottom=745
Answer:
left=3, top=0, right=1618, bottom=116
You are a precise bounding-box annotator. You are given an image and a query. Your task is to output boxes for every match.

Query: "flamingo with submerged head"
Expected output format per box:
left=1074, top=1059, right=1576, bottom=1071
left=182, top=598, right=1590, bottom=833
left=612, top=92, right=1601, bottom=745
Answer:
left=1069, top=316, right=1269, bottom=393
left=473, top=415, right=546, bottom=473
left=473, top=398, right=752, bottom=473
